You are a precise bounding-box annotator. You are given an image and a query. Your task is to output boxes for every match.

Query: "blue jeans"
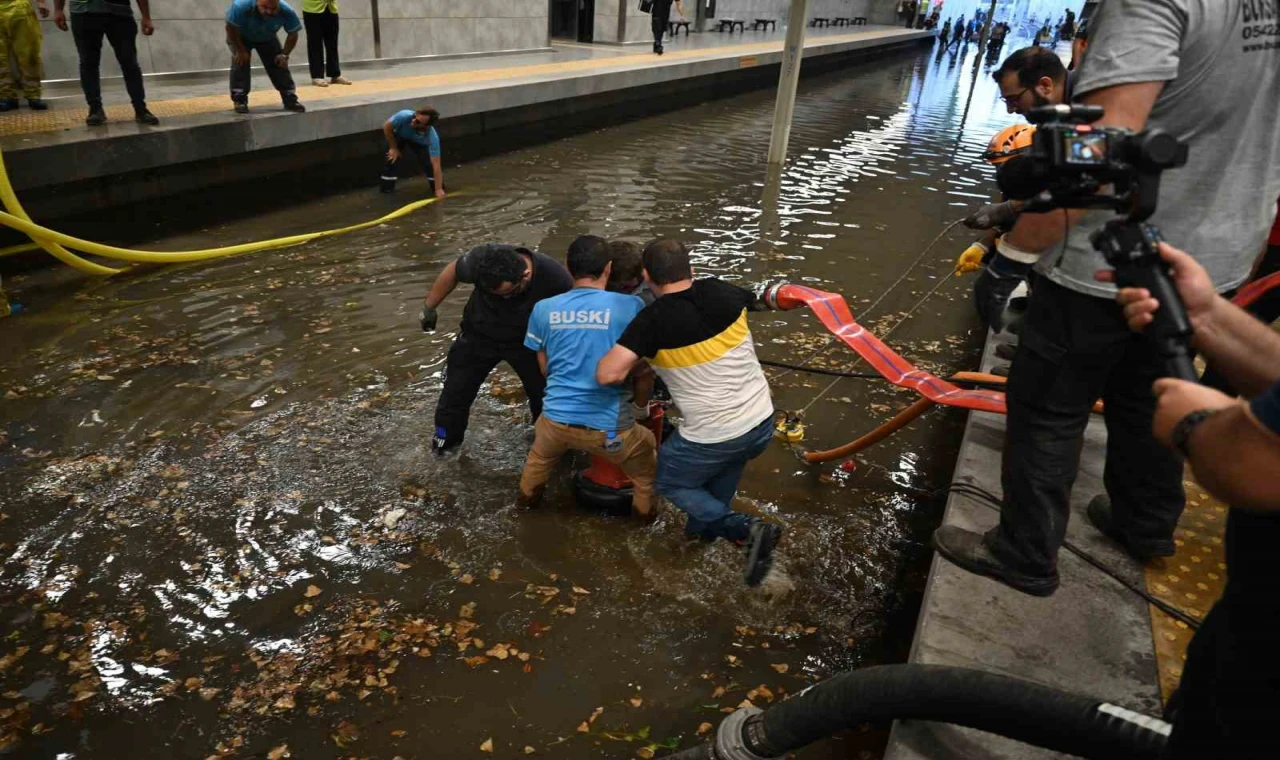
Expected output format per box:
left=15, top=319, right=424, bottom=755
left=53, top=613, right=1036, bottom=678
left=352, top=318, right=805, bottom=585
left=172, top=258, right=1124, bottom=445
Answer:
left=656, top=416, right=774, bottom=542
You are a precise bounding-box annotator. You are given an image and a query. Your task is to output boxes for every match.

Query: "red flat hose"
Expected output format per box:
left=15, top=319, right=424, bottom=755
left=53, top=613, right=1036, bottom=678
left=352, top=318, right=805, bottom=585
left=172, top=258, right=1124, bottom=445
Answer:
left=768, top=284, right=1007, bottom=414
left=1231, top=270, right=1280, bottom=309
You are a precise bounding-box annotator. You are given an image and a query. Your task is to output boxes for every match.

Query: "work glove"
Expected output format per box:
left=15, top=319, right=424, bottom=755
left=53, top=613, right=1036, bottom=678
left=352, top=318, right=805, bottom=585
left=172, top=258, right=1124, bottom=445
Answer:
left=954, top=242, right=988, bottom=275
left=964, top=200, right=1019, bottom=231
left=419, top=305, right=438, bottom=332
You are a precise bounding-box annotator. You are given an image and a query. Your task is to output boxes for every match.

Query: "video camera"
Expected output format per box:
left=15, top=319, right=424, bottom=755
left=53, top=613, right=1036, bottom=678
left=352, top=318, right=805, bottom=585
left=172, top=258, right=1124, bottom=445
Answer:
left=996, top=104, right=1198, bottom=381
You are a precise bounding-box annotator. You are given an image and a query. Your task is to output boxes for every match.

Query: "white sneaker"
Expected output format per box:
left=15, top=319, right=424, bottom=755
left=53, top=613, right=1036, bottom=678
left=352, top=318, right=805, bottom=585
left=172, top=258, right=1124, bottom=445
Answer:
left=330, top=75, right=353, bottom=85
left=312, top=78, right=329, bottom=87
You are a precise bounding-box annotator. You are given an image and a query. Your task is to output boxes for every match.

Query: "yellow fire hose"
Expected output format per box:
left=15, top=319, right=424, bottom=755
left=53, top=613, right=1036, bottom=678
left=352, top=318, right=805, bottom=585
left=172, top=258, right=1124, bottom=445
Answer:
left=0, top=145, right=447, bottom=274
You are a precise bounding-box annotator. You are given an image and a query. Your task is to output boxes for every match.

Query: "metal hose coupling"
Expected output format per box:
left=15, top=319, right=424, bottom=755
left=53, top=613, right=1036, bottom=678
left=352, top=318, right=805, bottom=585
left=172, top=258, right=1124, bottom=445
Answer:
left=713, top=706, right=781, bottom=760
left=758, top=281, right=800, bottom=311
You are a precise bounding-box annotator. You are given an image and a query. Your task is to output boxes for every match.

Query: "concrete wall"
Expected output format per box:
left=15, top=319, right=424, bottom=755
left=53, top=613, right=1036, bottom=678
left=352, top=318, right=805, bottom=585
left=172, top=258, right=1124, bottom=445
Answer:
left=35, top=0, right=549, bottom=82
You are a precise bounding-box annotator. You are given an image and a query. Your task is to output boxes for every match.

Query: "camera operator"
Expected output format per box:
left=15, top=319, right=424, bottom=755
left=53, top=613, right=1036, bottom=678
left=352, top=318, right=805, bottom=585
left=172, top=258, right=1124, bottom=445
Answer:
left=934, top=0, right=1280, bottom=597
left=1105, top=242, right=1279, bottom=756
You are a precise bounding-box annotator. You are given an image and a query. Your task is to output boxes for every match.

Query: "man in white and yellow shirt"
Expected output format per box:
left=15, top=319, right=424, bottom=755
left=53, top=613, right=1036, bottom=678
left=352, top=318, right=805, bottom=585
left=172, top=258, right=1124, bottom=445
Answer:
left=597, top=239, right=782, bottom=587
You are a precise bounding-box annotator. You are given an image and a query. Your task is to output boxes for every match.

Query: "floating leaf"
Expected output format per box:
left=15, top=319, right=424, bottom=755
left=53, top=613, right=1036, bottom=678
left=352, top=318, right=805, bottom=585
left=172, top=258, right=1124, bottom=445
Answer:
left=572, top=586, right=590, bottom=595
left=266, top=745, right=290, bottom=760
left=577, top=722, right=590, bottom=733
left=489, top=568, right=503, bottom=581
left=629, top=697, right=643, bottom=708
left=697, top=722, right=713, bottom=735
left=479, top=738, right=494, bottom=753
left=524, top=747, right=535, bottom=755
left=459, top=574, right=474, bottom=585
left=770, top=664, right=789, bottom=674
left=460, top=602, right=476, bottom=619
left=637, top=748, right=655, bottom=759
left=711, top=686, right=726, bottom=698
left=304, top=585, right=322, bottom=598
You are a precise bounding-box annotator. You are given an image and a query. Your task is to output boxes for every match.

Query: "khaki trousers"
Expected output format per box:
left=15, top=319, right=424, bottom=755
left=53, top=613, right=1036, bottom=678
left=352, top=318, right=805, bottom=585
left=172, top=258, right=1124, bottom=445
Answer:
left=518, top=416, right=657, bottom=516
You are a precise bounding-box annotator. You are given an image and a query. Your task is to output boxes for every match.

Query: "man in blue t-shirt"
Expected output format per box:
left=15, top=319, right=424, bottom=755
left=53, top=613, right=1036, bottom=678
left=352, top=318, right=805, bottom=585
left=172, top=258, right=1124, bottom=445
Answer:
left=517, top=235, right=655, bottom=519
left=381, top=107, right=445, bottom=199
left=225, top=0, right=305, bottom=114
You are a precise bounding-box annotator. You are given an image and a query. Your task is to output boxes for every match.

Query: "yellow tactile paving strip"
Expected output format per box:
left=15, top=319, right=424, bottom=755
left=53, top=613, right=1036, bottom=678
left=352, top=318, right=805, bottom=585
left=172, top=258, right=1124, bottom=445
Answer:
left=1145, top=475, right=1227, bottom=703
left=0, top=29, right=913, bottom=138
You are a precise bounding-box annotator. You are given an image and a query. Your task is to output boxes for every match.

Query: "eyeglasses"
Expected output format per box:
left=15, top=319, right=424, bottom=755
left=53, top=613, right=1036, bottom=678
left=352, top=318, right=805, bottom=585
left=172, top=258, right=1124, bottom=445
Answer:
left=1000, top=88, right=1029, bottom=106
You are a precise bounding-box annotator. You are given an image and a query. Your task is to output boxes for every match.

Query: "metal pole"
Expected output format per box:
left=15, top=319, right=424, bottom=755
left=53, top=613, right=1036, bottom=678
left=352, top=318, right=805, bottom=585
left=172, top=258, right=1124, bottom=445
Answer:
left=766, top=0, right=810, bottom=167
left=974, top=0, right=998, bottom=69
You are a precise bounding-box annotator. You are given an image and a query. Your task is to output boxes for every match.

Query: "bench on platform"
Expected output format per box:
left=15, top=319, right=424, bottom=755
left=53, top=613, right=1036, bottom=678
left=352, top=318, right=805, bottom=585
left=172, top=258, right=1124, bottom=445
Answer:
left=851, top=16, right=868, bottom=25
left=752, top=18, right=777, bottom=32
left=810, top=17, right=833, bottom=28
left=717, top=18, right=746, bottom=32
left=667, top=19, right=691, bottom=36
left=832, top=17, right=850, bottom=27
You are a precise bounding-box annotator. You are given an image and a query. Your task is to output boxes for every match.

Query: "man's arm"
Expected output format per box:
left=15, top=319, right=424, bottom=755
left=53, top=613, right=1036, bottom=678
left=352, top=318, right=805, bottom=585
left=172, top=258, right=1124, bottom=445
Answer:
left=430, top=156, right=445, bottom=199
left=383, top=121, right=400, bottom=162
left=136, top=0, right=153, bottom=34
left=537, top=351, right=548, bottom=377
left=1003, top=81, right=1166, bottom=253
left=597, top=345, right=641, bottom=386
left=1161, top=396, right=1280, bottom=512
left=424, top=260, right=459, bottom=309
left=226, top=24, right=250, bottom=66
left=53, top=0, right=67, bottom=31
left=281, top=31, right=298, bottom=57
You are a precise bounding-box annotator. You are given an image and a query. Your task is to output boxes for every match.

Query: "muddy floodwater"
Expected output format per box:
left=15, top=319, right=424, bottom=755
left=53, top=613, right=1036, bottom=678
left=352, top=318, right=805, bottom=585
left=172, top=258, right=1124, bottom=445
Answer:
left=2, top=40, right=1023, bottom=759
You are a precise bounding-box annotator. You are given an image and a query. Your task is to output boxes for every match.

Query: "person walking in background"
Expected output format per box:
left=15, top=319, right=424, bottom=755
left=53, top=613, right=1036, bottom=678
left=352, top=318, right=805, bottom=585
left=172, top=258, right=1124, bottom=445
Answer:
left=302, top=0, right=348, bottom=87
left=948, top=15, right=964, bottom=48
left=0, top=0, right=50, bottom=111
left=381, top=106, right=445, bottom=199
left=225, top=0, right=305, bottom=114
left=53, top=0, right=158, bottom=126
left=649, top=0, right=684, bottom=56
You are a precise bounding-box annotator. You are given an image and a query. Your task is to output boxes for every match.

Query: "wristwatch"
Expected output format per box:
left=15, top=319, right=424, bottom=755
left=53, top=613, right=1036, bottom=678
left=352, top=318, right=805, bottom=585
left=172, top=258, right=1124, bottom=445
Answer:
left=1171, top=408, right=1217, bottom=458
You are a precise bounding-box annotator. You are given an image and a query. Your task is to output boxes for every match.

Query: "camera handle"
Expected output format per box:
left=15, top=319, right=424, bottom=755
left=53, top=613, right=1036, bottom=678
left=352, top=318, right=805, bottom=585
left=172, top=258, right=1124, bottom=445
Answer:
left=1090, top=220, right=1198, bottom=381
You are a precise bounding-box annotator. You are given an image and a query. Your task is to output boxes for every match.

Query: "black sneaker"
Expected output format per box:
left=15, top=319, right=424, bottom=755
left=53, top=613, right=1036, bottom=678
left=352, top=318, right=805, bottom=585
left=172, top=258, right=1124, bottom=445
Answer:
left=233, top=101, right=249, bottom=114
left=994, top=342, right=1018, bottom=361
left=283, top=100, right=306, bottom=113
left=135, top=108, right=159, bottom=125
left=1086, top=495, right=1176, bottom=560
left=744, top=521, right=782, bottom=587
left=932, top=526, right=1059, bottom=597
left=0, top=98, right=17, bottom=112
left=26, top=98, right=46, bottom=111
left=85, top=107, right=107, bottom=126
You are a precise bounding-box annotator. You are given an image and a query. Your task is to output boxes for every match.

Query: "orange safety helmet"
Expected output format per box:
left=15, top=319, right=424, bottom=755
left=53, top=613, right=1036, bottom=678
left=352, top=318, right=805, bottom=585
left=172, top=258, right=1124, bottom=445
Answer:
left=984, top=124, right=1035, bottom=165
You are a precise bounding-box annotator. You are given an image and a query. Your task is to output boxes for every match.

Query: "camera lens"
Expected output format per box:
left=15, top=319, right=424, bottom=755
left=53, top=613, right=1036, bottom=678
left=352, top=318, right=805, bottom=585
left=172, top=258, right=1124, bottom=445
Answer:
left=1140, top=132, right=1185, bottom=168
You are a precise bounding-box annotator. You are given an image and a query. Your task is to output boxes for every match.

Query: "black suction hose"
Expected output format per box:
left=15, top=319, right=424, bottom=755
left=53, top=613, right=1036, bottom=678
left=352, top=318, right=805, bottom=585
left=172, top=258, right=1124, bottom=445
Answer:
left=665, top=664, right=1170, bottom=759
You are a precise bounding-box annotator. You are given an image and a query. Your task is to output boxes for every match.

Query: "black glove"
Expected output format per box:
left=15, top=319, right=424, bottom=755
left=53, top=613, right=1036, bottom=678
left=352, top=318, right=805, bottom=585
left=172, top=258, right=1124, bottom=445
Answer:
left=419, top=305, right=438, bottom=332
left=964, top=200, right=1018, bottom=231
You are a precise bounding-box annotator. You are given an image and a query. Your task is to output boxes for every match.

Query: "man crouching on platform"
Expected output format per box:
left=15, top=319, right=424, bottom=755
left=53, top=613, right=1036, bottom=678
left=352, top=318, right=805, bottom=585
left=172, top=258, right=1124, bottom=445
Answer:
left=597, top=240, right=783, bottom=586
left=516, top=235, right=657, bottom=520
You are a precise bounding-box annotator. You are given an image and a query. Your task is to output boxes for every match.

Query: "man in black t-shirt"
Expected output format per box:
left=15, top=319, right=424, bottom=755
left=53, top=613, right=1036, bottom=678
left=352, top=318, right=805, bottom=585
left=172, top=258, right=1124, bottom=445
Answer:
left=597, top=240, right=783, bottom=587
left=420, top=244, right=572, bottom=454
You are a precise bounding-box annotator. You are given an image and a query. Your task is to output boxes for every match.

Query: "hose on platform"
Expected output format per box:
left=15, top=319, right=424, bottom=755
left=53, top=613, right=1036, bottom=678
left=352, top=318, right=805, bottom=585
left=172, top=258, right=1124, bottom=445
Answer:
left=0, top=144, right=448, bottom=273
left=665, top=664, right=1171, bottom=759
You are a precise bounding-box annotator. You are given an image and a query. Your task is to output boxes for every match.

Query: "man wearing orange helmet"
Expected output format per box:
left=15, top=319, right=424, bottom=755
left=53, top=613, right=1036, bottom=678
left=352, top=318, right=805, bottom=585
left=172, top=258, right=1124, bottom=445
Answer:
left=955, top=124, right=1035, bottom=334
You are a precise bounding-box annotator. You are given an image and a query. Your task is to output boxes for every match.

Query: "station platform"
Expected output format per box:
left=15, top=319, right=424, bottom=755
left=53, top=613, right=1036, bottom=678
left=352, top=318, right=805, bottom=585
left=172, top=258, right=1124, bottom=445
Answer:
left=886, top=337, right=1224, bottom=759
left=0, top=25, right=932, bottom=219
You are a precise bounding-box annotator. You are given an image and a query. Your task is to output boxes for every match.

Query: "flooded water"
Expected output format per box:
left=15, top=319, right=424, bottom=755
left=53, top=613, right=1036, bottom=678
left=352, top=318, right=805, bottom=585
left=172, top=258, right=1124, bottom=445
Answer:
left=2, top=40, right=1025, bottom=759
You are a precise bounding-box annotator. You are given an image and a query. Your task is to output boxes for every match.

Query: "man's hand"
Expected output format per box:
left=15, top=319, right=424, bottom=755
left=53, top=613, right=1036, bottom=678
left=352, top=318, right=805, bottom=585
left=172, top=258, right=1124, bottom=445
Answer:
left=964, top=200, right=1019, bottom=230
left=434, top=187, right=447, bottom=200
left=954, top=242, right=987, bottom=274
left=274, top=53, right=289, bottom=68
left=37, top=3, right=49, bottom=19
left=1151, top=378, right=1238, bottom=448
left=232, top=48, right=250, bottom=67
left=54, top=9, right=67, bottom=30
left=386, top=147, right=400, bottom=163
left=1098, top=242, right=1218, bottom=332
left=141, top=17, right=154, bottom=35
left=419, top=305, right=439, bottom=332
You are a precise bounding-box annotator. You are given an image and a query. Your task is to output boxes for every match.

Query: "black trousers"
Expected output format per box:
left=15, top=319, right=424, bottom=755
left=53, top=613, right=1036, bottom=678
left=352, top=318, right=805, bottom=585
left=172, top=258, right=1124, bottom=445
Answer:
left=303, top=9, right=340, bottom=80
left=432, top=335, right=545, bottom=448
left=381, top=137, right=435, bottom=186
left=1201, top=243, right=1280, bottom=394
left=652, top=11, right=670, bottom=46
left=988, top=275, right=1185, bottom=575
left=229, top=36, right=298, bottom=104
left=70, top=12, right=147, bottom=109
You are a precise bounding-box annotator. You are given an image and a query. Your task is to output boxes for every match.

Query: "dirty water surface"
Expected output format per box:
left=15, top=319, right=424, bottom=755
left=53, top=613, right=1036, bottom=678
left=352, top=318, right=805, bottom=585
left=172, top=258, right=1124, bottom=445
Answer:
left=1, top=41, right=1021, bottom=759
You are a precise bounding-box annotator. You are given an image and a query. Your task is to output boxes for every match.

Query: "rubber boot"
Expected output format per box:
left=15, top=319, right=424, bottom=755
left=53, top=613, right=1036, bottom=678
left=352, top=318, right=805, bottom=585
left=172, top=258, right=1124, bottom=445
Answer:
left=380, top=175, right=396, bottom=193
left=0, top=98, right=19, bottom=111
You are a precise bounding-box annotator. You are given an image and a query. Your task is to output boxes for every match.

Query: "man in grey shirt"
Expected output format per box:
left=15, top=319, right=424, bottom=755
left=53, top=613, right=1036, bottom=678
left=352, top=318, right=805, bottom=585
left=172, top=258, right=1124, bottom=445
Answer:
left=934, top=0, right=1280, bottom=597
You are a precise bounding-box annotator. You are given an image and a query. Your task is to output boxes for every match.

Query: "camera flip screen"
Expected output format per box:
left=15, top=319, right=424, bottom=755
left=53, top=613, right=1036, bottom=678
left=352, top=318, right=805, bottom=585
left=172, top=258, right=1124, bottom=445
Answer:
left=1062, top=131, right=1108, bottom=166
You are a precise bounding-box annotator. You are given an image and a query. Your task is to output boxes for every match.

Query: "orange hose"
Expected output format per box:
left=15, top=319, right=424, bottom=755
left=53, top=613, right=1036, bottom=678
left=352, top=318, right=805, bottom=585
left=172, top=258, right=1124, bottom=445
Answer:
left=803, top=397, right=936, bottom=463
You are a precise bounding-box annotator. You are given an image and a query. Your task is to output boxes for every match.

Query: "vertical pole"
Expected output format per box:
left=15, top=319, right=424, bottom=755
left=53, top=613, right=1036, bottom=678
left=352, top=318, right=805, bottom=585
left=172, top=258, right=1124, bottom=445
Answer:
left=617, top=0, right=628, bottom=42
left=695, top=0, right=706, bottom=33
left=766, top=0, right=810, bottom=168
left=370, top=0, right=382, bottom=58
left=974, top=0, right=998, bottom=68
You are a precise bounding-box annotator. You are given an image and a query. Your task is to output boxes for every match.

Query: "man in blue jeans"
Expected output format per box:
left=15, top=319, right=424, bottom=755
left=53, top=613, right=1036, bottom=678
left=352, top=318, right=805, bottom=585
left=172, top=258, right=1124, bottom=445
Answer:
left=597, top=239, right=782, bottom=586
